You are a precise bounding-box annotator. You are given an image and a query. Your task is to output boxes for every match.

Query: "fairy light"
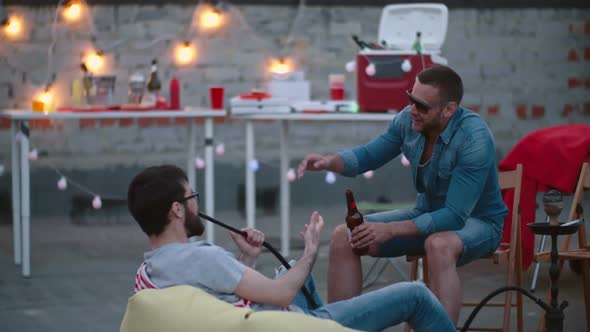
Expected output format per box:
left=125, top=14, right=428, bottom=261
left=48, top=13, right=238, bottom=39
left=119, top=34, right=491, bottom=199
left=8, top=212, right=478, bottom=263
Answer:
left=3, top=16, right=23, bottom=38
left=32, top=88, right=54, bottom=113
left=270, top=58, right=292, bottom=75
left=195, top=157, right=206, bottom=169
left=325, top=171, right=336, bottom=184
left=286, top=168, right=296, bottom=182
left=215, top=143, right=225, bottom=156
left=175, top=41, right=197, bottom=66
left=248, top=159, right=260, bottom=173
left=200, top=7, right=222, bottom=30
left=62, top=0, right=83, bottom=22
left=83, top=50, right=104, bottom=73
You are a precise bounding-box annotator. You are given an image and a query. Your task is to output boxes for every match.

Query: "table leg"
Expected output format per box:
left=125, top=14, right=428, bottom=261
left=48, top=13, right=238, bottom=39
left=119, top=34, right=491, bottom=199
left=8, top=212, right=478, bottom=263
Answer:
left=187, top=120, right=196, bottom=193
left=20, top=121, right=30, bottom=277
left=204, top=118, right=215, bottom=244
left=279, top=120, right=290, bottom=257
left=245, top=120, right=255, bottom=229
left=10, top=120, right=21, bottom=265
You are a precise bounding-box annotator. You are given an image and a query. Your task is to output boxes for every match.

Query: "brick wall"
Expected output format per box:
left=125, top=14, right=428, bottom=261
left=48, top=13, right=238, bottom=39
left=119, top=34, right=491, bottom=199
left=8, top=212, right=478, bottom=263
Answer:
left=0, top=4, right=589, bottom=214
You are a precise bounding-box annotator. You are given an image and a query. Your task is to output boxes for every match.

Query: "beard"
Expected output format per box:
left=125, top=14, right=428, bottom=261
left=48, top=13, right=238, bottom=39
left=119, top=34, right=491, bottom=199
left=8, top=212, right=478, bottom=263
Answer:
left=184, top=208, right=205, bottom=237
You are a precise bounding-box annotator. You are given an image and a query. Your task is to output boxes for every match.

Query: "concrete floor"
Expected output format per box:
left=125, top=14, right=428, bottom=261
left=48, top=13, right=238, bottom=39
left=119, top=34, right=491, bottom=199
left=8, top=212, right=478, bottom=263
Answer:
left=0, top=205, right=588, bottom=332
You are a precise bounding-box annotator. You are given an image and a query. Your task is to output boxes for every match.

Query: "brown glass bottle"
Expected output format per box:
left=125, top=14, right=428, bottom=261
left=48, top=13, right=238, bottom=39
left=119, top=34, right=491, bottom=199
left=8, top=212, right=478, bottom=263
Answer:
left=345, top=189, right=368, bottom=255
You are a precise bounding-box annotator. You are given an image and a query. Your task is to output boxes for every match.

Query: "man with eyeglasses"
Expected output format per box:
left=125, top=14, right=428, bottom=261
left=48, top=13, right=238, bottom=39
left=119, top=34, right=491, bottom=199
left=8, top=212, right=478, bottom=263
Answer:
left=298, top=65, right=507, bottom=324
left=127, top=165, right=455, bottom=331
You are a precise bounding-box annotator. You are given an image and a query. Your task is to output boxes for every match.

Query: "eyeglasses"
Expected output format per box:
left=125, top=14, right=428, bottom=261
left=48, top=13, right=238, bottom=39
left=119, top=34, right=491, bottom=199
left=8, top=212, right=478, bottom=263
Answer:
left=406, top=89, right=449, bottom=114
left=179, top=192, right=200, bottom=204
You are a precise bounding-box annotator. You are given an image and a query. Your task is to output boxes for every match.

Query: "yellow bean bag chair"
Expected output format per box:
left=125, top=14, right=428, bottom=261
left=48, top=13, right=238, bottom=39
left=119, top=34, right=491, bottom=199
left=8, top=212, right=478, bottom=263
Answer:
left=120, top=285, right=359, bottom=332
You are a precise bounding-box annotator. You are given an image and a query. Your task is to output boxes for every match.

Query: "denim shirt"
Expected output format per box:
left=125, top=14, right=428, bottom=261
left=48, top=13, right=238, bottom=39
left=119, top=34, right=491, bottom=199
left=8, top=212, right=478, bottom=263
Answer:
left=338, top=106, right=508, bottom=236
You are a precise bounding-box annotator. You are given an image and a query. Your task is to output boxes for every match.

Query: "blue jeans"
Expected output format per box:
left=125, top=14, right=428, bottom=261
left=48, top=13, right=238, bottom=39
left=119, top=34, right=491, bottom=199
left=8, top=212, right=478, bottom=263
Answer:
left=293, top=277, right=454, bottom=332
left=367, top=209, right=502, bottom=266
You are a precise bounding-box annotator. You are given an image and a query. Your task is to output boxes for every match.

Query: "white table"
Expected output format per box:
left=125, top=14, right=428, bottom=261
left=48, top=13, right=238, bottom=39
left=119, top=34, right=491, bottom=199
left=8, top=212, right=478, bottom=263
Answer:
left=234, top=112, right=395, bottom=257
left=0, top=108, right=225, bottom=277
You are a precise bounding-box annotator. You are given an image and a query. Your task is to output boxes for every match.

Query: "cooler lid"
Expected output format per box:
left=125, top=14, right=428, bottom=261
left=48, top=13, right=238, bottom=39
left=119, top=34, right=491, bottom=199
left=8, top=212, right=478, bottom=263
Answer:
left=378, top=3, right=448, bottom=51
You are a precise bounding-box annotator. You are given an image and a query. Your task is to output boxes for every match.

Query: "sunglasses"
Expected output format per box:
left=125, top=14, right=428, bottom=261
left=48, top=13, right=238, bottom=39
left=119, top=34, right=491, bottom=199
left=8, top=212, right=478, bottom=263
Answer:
left=406, top=89, right=449, bottom=114
left=179, top=192, right=200, bottom=204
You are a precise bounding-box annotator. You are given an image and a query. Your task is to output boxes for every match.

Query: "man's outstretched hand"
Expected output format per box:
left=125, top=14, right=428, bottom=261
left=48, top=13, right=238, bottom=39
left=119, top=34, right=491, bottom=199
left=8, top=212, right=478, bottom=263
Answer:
left=300, top=211, right=325, bottom=256
left=297, top=154, right=329, bottom=179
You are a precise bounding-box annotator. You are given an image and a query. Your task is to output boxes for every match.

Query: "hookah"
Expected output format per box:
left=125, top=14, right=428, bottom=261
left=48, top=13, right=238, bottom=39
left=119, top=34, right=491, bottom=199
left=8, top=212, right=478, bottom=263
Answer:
left=462, top=190, right=582, bottom=332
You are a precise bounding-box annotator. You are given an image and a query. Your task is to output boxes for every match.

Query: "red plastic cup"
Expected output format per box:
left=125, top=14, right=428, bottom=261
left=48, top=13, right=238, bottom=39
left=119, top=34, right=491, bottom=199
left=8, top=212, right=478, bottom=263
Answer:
left=209, top=86, right=225, bottom=110
left=329, top=74, right=345, bottom=101
left=330, top=87, right=345, bottom=101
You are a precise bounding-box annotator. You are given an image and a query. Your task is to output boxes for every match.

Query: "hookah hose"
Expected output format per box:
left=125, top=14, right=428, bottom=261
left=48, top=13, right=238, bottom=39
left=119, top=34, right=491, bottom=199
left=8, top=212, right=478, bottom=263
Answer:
left=198, top=212, right=319, bottom=309
left=461, top=286, right=553, bottom=332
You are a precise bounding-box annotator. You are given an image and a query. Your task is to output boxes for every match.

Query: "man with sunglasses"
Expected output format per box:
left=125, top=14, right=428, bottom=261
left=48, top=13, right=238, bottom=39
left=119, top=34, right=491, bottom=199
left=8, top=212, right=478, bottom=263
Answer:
left=298, top=65, right=507, bottom=324
left=127, top=165, right=455, bottom=331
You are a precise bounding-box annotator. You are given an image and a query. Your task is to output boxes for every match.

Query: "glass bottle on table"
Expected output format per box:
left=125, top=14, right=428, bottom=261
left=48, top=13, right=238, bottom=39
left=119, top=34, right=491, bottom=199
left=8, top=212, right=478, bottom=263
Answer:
left=146, top=59, right=161, bottom=96
left=345, top=189, right=368, bottom=255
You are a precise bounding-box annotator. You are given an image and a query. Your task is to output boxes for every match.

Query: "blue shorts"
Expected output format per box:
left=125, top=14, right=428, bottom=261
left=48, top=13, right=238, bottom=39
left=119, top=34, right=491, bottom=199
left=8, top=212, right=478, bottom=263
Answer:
left=366, top=209, right=502, bottom=266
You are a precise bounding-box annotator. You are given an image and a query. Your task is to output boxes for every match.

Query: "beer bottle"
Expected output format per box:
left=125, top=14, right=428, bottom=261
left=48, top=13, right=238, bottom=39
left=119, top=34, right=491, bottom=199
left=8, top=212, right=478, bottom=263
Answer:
left=146, top=59, right=161, bottom=97
left=345, top=189, right=368, bottom=255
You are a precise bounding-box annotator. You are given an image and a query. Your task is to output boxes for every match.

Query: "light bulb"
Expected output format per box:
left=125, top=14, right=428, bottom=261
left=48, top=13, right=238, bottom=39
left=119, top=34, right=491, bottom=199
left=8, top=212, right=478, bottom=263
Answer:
left=175, top=42, right=196, bottom=66
left=345, top=61, right=356, bottom=73
left=270, top=58, right=292, bottom=75
left=3, top=16, right=23, bottom=38
left=401, top=59, right=412, bottom=72
left=63, top=1, right=82, bottom=22
left=363, top=170, right=374, bottom=179
left=84, top=51, right=104, bottom=73
left=200, top=8, right=222, bottom=29
left=286, top=168, right=296, bottom=182
left=248, top=159, right=259, bottom=173
left=15, top=132, right=23, bottom=143
left=38, top=90, right=53, bottom=105
left=92, top=195, right=102, bottom=209
left=57, top=176, right=68, bottom=190
left=195, top=157, right=206, bottom=169
left=325, top=171, right=336, bottom=184
left=215, top=143, right=225, bottom=156
left=28, top=148, right=38, bottom=161
left=365, top=63, right=376, bottom=76
left=401, top=154, right=410, bottom=167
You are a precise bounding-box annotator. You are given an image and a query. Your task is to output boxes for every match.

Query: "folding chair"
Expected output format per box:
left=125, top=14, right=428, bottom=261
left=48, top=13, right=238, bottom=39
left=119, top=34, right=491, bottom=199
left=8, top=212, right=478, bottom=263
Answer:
left=537, top=162, right=590, bottom=332
left=405, top=164, right=524, bottom=332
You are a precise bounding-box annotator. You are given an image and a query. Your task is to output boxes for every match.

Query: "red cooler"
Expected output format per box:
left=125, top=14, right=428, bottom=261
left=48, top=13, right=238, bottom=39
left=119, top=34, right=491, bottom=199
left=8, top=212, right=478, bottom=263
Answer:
left=356, top=4, right=449, bottom=112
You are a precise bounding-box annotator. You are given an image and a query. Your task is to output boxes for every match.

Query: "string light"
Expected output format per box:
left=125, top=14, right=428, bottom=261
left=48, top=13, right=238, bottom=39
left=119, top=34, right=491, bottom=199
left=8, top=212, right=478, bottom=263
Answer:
left=365, top=63, right=376, bottom=76
left=32, top=89, right=54, bottom=113
left=195, top=156, right=206, bottom=169
left=248, top=159, right=260, bottom=173
left=83, top=50, right=105, bottom=73
left=62, top=0, right=83, bottom=23
left=345, top=60, right=356, bottom=73
left=270, top=58, right=292, bottom=75
left=286, top=168, right=296, bottom=182
left=174, top=41, right=197, bottom=66
left=28, top=148, right=39, bottom=161
left=57, top=176, right=68, bottom=190
left=92, top=196, right=102, bottom=209
left=325, top=171, right=336, bottom=184
left=3, top=16, right=23, bottom=38
left=200, top=7, right=223, bottom=30
left=363, top=170, right=374, bottom=179
left=401, top=59, right=412, bottom=72
left=215, top=143, right=225, bottom=156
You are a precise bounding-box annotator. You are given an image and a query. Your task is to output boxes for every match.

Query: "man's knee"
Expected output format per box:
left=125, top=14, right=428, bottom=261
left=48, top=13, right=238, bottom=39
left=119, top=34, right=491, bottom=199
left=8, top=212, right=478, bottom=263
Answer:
left=330, top=224, right=350, bottom=249
left=424, top=233, right=462, bottom=261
